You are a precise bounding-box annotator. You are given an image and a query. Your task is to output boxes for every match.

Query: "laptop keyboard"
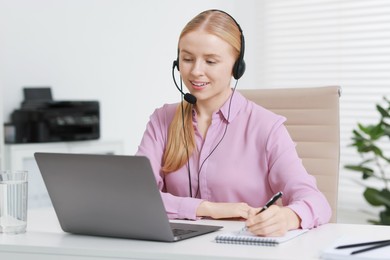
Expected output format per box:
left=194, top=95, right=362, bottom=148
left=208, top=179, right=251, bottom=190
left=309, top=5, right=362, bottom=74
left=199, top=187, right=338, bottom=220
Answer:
left=172, top=228, right=196, bottom=236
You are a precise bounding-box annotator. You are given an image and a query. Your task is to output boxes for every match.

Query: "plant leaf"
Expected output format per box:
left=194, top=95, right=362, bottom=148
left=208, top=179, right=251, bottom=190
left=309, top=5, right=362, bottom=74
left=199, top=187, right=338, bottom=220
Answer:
left=358, top=123, right=373, bottom=135
left=369, top=124, right=384, bottom=140
left=384, top=126, right=390, bottom=137
left=344, top=165, right=373, bottom=173
left=379, top=210, right=390, bottom=225
left=344, top=165, right=375, bottom=179
left=363, top=188, right=390, bottom=207
left=361, top=158, right=375, bottom=164
left=367, top=219, right=380, bottom=225
left=371, top=145, right=384, bottom=156
left=378, top=153, right=390, bottom=164
left=377, top=104, right=390, bottom=118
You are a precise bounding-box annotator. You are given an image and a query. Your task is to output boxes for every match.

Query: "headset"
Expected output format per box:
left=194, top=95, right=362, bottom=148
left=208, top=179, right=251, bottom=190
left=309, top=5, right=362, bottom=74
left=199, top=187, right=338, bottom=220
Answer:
left=172, top=10, right=245, bottom=197
left=215, top=9, right=246, bottom=80
left=172, top=9, right=246, bottom=105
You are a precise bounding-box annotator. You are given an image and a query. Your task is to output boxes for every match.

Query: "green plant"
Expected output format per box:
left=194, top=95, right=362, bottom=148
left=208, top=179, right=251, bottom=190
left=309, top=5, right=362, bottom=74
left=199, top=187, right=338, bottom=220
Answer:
left=345, top=97, right=390, bottom=225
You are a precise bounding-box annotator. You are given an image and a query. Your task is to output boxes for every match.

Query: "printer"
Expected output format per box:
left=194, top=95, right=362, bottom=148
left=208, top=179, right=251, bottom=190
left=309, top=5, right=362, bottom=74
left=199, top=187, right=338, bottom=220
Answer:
left=6, top=87, right=100, bottom=144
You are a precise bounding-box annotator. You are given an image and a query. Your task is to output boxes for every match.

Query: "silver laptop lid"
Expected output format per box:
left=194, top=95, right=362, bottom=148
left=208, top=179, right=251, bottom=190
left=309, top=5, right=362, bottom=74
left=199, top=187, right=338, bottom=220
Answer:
left=34, top=153, right=222, bottom=242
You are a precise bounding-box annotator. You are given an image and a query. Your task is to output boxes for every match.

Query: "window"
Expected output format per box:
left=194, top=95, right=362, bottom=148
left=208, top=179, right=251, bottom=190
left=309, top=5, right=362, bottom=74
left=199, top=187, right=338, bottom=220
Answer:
left=254, top=0, right=390, bottom=223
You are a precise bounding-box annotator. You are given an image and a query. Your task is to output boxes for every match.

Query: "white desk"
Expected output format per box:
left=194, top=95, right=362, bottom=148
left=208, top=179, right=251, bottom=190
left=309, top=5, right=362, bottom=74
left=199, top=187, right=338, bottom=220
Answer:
left=1, top=208, right=390, bottom=260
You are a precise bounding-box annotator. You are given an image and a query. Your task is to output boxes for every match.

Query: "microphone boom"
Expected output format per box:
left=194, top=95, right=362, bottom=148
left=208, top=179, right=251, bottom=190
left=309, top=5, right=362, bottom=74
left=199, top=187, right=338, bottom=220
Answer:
left=172, top=61, right=197, bottom=105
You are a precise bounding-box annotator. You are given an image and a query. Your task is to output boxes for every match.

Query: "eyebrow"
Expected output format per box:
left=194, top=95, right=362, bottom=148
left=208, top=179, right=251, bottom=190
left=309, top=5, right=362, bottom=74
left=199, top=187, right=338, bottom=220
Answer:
left=180, top=50, right=221, bottom=59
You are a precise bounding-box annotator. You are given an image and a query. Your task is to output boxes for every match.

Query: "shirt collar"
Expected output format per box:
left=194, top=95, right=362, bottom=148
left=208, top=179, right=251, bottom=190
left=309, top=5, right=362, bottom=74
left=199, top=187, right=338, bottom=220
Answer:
left=218, top=89, right=246, bottom=123
left=191, top=90, right=246, bottom=124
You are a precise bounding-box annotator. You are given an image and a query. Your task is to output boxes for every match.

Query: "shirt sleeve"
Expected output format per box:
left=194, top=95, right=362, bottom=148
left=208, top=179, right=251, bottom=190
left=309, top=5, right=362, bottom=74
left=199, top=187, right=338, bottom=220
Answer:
left=265, top=118, right=332, bottom=229
left=135, top=105, right=203, bottom=220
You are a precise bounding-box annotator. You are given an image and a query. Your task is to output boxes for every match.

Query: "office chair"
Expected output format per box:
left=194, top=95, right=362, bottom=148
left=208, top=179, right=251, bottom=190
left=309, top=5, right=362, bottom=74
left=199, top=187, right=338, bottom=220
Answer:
left=239, top=86, right=341, bottom=223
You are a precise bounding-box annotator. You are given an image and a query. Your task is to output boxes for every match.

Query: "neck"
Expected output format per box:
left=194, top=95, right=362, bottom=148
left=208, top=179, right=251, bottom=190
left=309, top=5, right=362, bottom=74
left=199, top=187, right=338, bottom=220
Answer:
left=195, top=88, right=232, bottom=117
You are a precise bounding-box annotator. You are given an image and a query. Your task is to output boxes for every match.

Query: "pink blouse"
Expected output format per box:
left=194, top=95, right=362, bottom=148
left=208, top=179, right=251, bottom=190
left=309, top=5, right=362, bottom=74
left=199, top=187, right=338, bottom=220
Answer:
left=136, top=91, right=331, bottom=229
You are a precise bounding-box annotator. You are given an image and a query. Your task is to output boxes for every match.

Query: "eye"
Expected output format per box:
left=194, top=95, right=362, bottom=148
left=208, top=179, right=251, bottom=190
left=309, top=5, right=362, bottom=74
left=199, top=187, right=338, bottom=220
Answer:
left=182, top=57, right=193, bottom=62
left=206, top=60, right=217, bottom=65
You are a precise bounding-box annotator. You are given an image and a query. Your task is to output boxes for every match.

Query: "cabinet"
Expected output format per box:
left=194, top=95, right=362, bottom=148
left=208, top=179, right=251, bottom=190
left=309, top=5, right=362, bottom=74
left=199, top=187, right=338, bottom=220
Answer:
left=4, top=140, right=124, bottom=208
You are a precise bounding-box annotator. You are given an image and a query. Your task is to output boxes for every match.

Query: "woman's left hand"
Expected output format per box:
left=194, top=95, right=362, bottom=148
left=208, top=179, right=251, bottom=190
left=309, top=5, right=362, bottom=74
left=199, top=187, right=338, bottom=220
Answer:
left=245, top=205, right=301, bottom=237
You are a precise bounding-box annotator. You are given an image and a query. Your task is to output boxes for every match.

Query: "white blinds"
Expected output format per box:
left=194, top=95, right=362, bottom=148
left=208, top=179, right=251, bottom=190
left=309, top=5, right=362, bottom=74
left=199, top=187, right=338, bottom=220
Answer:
left=254, top=0, right=390, bottom=223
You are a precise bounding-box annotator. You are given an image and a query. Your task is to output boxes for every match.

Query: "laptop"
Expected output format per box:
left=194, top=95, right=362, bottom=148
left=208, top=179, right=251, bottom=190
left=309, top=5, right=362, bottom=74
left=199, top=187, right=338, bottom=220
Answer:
left=34, top=152, right=222, bottom=242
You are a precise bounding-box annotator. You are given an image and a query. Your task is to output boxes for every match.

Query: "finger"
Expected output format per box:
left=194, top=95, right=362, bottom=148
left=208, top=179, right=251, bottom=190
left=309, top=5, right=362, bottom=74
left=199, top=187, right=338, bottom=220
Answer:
left=234, top=203, right=251, bottom=219
left=248, top=207, right=260, bottom=217
left=245, top=207, right=263, bottom=227
left=248, top=220, right=285, bottom=237
left=254, top=205, right=280, bottom=223
left=249, top=224, right=274, bottom=236
left=249, top=208, right=289, bottom=237
left=253, top=226, right=286, bottom=237
left=247, top=207, right=281, bottom=233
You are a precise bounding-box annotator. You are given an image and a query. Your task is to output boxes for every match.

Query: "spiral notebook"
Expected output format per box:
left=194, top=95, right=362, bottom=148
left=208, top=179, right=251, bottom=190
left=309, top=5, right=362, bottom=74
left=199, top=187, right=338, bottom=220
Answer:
left=215, top=229, right=308, bottom=246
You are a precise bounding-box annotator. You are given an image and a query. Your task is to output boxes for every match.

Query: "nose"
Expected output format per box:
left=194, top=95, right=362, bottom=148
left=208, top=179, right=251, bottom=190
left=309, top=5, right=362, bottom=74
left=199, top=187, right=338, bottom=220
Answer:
left=190, top=60, right=205, bottom=77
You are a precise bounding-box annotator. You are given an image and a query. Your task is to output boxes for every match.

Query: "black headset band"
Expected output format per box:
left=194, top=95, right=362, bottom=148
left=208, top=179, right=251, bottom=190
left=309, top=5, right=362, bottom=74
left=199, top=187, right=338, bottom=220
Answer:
left=175, top=9, right=245, bottom=79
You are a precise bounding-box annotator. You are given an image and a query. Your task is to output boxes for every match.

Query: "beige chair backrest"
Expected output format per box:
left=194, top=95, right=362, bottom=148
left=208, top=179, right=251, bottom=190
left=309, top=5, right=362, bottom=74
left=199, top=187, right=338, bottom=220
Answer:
left=239, top=86, right=340, bottom=223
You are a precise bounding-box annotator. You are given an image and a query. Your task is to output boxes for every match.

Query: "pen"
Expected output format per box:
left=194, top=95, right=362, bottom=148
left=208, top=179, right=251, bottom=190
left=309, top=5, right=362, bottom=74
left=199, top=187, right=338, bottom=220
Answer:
left=335, top=239, right=390, bottom=255
left=336, top=239, right=390, bottom=249
left=257, top=191, right=283, bottom=215
left=240, top=191, right=283, bottom=234
left=351, top=241, right=390, bottom=255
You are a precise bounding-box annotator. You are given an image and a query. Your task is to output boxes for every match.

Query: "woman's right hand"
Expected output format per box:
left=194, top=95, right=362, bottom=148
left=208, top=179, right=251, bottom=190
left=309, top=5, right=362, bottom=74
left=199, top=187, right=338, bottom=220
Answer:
left=196, top=201, right=258, bottom=219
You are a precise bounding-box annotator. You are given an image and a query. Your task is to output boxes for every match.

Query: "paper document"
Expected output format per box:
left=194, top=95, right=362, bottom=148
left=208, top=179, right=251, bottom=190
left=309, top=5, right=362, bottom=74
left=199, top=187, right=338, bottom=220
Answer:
left=321, top=236, right=390, bottom=260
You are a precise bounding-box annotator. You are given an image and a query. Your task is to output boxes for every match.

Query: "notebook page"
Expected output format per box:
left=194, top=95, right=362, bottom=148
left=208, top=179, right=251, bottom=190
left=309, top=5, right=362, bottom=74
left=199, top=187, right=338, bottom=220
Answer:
left=215, top=229, right=308, bottom=246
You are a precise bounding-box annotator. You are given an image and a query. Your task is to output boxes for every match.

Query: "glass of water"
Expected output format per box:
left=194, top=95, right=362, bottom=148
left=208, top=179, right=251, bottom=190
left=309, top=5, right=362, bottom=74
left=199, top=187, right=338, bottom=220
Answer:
left=0, top=170, right=28, bottom=234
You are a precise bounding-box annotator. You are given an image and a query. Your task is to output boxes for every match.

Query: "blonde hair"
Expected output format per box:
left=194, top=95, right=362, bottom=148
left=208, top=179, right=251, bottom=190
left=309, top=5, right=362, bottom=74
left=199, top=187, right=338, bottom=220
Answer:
left=162, top=10, right=242, bottom=174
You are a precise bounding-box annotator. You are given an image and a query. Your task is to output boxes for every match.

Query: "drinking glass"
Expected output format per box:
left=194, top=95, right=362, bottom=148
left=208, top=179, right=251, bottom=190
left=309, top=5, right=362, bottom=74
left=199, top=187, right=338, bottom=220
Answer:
left=0, top=170, right=28, bottom=234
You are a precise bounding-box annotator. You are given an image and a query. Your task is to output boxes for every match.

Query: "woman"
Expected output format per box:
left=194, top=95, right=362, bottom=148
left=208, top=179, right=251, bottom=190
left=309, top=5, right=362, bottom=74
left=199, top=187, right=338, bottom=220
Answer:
left=136, top=9, right=331, bottom=237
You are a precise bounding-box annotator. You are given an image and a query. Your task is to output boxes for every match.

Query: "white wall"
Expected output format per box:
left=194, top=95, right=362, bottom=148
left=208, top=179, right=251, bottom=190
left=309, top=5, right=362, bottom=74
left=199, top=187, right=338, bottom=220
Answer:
left=0, top=0, right=258, bottom=155
left=3, top=0, right=378, bottom=225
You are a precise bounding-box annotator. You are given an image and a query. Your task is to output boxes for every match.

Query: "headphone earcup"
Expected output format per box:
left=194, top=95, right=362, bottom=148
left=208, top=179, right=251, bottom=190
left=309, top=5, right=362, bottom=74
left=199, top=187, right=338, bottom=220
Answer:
left=233, top=59, right=246, bottom=80
left=174, top=59, right=180, bottom=71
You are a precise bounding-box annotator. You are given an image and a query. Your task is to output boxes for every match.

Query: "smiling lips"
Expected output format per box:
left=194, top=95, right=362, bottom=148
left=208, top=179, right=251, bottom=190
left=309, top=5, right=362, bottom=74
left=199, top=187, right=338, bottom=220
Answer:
left=191, top=81, right=210, bottom=90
